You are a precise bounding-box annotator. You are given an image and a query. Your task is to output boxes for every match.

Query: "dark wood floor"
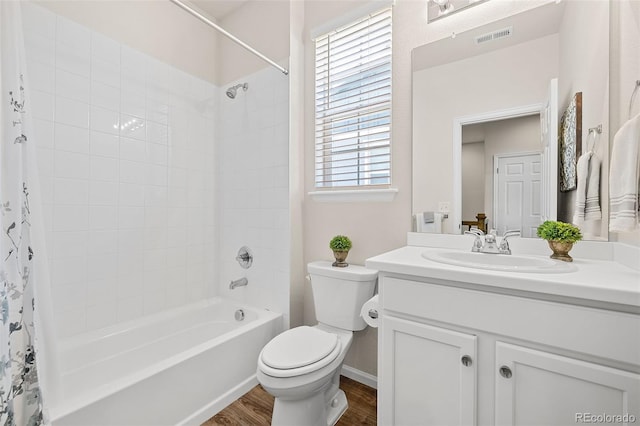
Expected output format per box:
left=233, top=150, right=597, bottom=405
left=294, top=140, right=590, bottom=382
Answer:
left=203, top=376, right=377, bottom=425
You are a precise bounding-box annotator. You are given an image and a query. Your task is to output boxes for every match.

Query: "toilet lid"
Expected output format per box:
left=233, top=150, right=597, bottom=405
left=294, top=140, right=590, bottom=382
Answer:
left=261, top=326, right=339, bottom=370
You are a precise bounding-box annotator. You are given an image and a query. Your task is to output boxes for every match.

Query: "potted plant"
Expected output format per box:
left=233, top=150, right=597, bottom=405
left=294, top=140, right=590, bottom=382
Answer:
left=536, top=220, right=583, bottom=262
left=329, top=235, right=352, bottom=267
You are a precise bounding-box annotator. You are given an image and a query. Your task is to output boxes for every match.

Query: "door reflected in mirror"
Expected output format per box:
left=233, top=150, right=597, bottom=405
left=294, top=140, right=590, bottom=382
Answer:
left=461, top=115, right=542, bottom=237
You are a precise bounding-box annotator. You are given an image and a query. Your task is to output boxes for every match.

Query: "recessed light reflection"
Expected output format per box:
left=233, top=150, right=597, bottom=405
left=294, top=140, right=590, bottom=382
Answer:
left=113, top=118, right=145, bottom=132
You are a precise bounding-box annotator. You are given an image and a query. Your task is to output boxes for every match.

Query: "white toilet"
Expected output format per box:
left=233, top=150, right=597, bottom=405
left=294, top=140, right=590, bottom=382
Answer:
left=256, top=261, right=378, bottom=426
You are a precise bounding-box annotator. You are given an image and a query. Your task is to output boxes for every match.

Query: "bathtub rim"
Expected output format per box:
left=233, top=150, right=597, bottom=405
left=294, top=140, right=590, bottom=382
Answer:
left=58, top=298, right=241, bottom=352
left=48, top=297, right=281, bottom=422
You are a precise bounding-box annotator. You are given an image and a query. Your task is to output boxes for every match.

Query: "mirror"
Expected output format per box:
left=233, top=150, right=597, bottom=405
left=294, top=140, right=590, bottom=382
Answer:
left=412, top=1, right=610, bottom=240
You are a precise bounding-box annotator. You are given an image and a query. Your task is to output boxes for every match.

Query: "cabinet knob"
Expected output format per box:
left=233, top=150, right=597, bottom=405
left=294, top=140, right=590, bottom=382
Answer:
left=499, top=366, right=513, bottom=379
left=461, top=355, right=473, bottom=367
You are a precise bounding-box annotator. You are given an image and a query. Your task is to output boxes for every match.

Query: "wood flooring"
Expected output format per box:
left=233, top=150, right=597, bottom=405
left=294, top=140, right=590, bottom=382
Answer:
left=203, top=376, right=377, bottom=426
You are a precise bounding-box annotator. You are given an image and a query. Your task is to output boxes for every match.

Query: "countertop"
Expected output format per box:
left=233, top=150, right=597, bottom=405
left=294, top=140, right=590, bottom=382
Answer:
left=366, top=245, right=640, bottom=311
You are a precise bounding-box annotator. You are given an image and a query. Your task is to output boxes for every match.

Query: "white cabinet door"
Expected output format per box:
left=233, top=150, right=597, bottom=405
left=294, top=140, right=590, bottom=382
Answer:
left=495, top=342, right=640, bottom=426
left=381, top=316, right=477, bottom=426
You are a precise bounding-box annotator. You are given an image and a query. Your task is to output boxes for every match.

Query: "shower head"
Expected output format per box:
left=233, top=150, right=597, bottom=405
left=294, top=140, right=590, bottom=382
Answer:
left=226, top=82, right=249, bottom=99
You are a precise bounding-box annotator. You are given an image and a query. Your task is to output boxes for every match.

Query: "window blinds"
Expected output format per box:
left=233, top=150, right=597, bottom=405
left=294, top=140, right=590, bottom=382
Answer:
left=314, top=8, right=392, bottom=188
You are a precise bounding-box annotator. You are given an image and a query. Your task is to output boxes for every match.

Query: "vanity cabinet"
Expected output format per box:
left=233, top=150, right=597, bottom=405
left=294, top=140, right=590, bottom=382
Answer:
left=494, top=342, right=640, bottom=425
left=381, top=316, right=476, bottom=425
left=378, top=275, right=640, bottom=426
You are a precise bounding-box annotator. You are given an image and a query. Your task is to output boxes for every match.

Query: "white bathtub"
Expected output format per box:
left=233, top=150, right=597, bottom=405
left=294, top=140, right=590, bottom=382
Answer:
left=49, top=298, right=282, bottom=425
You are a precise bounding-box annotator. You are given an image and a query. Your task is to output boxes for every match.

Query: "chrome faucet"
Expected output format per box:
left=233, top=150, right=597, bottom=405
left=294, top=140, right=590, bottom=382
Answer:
left=498, top=230, right=521, bottom=255
left=229, top=277, right=248, bottom=289
left=465, top=229, right=520, bottom=255
left=464, top=228, right=484, bottom=252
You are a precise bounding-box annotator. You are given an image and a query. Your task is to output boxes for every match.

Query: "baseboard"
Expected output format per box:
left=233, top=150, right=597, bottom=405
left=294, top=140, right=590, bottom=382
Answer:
left=341, top=365, right=378, bottom=389
left=179, top=375, right=258, bottom=425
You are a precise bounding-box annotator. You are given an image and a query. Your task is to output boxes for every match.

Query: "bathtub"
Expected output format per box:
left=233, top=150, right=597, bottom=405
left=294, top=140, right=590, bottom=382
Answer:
left=48, top=298, right=282, bottom=425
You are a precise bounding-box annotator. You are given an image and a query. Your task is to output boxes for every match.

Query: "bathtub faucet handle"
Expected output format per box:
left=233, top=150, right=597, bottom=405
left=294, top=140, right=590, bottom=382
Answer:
left=236, top=246, right=253, bottom=269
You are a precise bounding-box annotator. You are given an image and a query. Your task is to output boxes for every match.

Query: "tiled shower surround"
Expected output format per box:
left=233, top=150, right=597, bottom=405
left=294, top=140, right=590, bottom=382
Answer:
left=22, top=3, right=289, bottom=338
left=217, top=67, right=290, bottom=327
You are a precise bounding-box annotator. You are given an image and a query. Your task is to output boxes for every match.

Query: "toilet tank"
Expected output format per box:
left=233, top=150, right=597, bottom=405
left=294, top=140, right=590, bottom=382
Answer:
left=308, top=261, right=377, bottom=331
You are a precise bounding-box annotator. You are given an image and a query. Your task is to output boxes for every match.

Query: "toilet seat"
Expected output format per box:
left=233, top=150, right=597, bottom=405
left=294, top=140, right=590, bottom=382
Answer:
left=259, top=326, right=342, bottom=378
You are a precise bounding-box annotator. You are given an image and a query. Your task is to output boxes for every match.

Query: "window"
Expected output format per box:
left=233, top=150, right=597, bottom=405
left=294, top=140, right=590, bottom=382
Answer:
left=314, top=8, right=392, bottom=189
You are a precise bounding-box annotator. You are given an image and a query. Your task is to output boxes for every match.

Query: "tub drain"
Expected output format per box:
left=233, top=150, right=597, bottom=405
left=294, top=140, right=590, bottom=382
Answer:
left=235, top=309, right=245, bottom=321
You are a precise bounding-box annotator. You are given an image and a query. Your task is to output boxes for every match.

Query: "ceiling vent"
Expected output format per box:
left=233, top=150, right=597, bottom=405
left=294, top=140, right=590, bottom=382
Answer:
left=475, top=26, right=513, bottom=45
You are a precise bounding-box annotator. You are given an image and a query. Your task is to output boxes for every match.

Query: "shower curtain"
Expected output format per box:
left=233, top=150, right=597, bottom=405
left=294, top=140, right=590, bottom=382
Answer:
left=1, top=2, right=57, bottom=424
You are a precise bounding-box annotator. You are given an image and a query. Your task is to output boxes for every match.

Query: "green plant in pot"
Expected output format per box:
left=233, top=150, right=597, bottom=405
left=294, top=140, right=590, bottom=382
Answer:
left=536, top=220, right=583, bottom=262
left=329, top=235, right=352, bottom=267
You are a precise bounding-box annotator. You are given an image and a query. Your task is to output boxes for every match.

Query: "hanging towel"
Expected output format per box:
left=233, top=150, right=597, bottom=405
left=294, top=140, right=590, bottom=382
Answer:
left=584, top=155, right=601, bottom=221
left=573, top=151, right=592, bottom=226
left=415, top=212, right=443, bottom=233
left=609, top=113, right=640, bottom=232
left=574, top=150, right=602, bottom=224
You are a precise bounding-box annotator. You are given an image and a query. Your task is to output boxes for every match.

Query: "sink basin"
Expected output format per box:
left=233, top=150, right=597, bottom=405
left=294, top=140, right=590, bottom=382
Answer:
left=422, top=249, right=576, bottom=273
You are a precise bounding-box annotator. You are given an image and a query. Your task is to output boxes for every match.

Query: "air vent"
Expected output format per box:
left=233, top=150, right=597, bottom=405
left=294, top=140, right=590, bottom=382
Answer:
left=475, top=26, right=513, bottom=44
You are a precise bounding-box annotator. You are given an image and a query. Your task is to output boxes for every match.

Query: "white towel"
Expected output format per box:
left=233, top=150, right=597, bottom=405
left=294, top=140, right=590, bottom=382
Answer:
left=585, top=155, right=601, bottom=221
left=609, top=113, right=640, bottom=232
left=415, top=212, right=442, bottom=233
left=573, top=151, right=592, bottom=226
left=573, top=151, right=602, bottom=228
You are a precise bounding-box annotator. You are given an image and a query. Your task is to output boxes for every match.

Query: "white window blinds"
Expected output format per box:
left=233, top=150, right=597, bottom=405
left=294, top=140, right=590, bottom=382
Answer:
left=315, top=8, right=392, bottom=188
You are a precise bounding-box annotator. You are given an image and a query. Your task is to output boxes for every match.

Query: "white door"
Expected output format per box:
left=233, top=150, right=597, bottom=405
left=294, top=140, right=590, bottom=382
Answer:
left=494, top=153, right=542, bottom=237
left=380, top=316, right=477, bottom=426
left=495, top=342, right=640, bottom=426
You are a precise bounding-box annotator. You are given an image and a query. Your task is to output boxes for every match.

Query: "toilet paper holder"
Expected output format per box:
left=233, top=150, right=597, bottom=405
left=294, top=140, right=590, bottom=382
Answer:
left=361, top=294, right=380, bottom=328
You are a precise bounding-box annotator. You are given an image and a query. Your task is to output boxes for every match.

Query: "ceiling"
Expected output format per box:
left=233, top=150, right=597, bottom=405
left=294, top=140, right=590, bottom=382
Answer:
left=190, top=0, right=250, bottom=20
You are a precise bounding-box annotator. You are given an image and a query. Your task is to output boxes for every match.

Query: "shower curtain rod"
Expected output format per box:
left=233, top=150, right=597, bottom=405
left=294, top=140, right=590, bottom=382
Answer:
left=169, top=0, right=289, bottom=76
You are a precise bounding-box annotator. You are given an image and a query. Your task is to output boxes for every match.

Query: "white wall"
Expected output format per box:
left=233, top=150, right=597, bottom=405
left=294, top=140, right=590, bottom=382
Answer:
left=557, top=0, right=609, bottom=239
left=413, top=34, right=559, bottom=234
left=214, top=1, right=292, bottom=326
left=23, top=2, right=218, bottom=338
left=461, top=142, right=485, bottom=222
left=216, top=66, right=290, bottom=326
left=217, top=0, right=290, bottom=86
left=33, top=0, right=220, bottom=84
left=288, top=0, right=306, bottom=328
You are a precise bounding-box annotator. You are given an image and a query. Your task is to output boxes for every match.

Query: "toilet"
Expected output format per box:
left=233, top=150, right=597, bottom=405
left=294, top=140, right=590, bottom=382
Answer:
left=256, top=261, right=378, bottom=426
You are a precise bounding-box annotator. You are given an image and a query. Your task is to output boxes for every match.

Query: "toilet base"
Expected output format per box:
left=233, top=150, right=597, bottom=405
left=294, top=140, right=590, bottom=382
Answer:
left=327, top=389, right=348, bottom=426
left=271, top=387, right=348, bottom=426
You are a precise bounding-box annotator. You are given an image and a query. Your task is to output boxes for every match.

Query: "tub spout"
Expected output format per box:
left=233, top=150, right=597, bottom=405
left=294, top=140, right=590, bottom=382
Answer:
left=229, top=277, right=248, bottom=289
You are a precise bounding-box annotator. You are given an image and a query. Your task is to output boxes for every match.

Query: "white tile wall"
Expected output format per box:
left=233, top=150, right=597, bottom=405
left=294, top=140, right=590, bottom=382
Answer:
left=217, top=67, right=290, bottom=327
left=22, top=2, right=218, bottom=338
